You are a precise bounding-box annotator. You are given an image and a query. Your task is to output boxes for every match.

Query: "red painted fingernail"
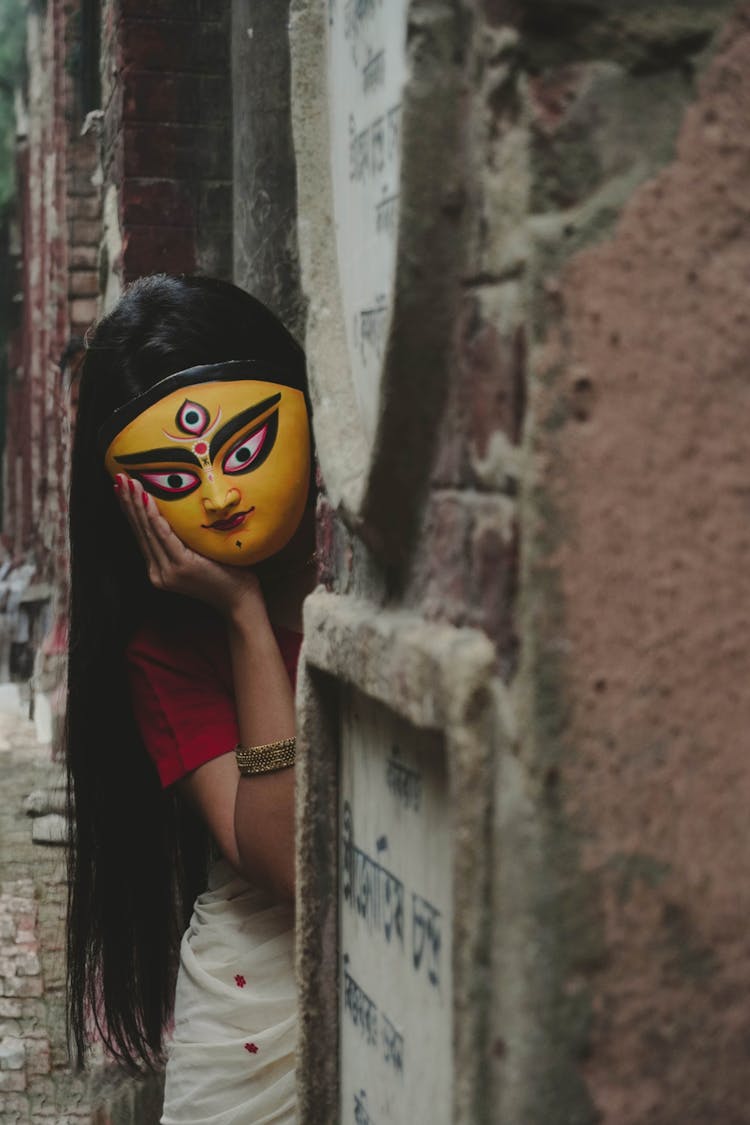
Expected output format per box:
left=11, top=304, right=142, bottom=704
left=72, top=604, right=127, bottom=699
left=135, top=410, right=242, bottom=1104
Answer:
left=142, top=491, right=149, bottom=508
left=128, top=478, right=135, bottom=494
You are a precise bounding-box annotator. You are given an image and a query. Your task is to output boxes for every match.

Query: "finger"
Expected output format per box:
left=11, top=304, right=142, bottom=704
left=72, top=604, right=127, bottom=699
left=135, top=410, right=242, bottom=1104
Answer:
left=142, top=490, right=190, bottom=569
left=116, top=474, right=161, bottom=577
left=114, top=474, right=148, bottom=552
left=127, top=478, right=172, bottom=574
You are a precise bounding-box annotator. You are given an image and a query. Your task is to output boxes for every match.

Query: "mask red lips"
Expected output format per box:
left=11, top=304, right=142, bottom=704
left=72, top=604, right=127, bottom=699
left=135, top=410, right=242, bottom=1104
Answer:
left=203, top=508, right=255, bottom=532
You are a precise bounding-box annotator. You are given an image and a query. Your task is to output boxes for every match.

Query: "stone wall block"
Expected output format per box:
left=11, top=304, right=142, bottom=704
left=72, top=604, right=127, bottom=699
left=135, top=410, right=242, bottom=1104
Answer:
left=19, top=1000, right=44, bottom=1029
left=68, top=194, right=102, bottom=222
left=27, top=1074, right=57, bottom=1114
left=49, top=1039, right=71, bottom=1070
left=433, top=283, right=526, bottom=494
left=69, top=245, right=98, bottom=271
left=467, top=496, right=518, bottom=670
left=68, top=271, right=99, bottom=299
left=0, top=954, right=19, bottom=978
left=69, top=219, right=101, bottom=247
left=14, top=951, right=41, bottom=978
left=0, top=1068, right=26, bottom=1093
left=25, top=1037, right=51, bottom=1077
left=0, top=1093, right=30, bottom=1118
left=408, top=492, right=473, bottom=627
left=0, top=1037, right=26, bottom=1071
left=2, top=975, right=43, bottom=1000
left=69, top=299, right=98, bottom=328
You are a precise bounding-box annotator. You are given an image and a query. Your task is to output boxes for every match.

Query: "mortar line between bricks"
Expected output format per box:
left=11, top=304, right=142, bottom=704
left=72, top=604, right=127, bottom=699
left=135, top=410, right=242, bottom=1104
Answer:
left=121, top=68, right=231, bottom=79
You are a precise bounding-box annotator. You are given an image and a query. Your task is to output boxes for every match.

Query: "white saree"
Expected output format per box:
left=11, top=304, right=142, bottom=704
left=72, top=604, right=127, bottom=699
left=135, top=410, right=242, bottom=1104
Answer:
left=160, top=860, right=297, bottom=1124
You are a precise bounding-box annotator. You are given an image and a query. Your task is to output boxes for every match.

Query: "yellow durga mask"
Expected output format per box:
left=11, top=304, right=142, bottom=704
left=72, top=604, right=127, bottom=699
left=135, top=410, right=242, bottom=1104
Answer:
left=99, top=361, right=311, bottom=567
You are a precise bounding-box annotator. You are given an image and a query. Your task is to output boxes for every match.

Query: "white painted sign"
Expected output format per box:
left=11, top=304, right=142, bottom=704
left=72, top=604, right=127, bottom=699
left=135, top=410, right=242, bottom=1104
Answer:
left=328, top=0, right=409, bottom=446
left=340, top=689, right=453, bottom=1125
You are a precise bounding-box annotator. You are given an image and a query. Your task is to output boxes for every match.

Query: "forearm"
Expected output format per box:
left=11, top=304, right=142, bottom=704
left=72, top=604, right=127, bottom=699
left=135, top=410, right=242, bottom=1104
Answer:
left=117, top=475, right=298, bottom=898
left=227, top=602, right=296, bottom=901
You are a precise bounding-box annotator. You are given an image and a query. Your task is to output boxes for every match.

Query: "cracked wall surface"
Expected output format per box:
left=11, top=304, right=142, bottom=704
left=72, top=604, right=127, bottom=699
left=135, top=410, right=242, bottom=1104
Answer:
left=293, top=1, right=750, bottom=1122
left=524, top=8, right=750, bottom=1121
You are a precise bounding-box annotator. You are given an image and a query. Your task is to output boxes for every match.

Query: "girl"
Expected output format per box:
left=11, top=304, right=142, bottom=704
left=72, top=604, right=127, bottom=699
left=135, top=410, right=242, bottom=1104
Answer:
left=65, top=274, right=316, bottom=1123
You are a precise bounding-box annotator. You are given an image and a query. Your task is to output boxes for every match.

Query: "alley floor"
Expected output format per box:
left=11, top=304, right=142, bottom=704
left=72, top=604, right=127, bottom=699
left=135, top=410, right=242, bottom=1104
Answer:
left=0, top=683, right=91, bottom=1123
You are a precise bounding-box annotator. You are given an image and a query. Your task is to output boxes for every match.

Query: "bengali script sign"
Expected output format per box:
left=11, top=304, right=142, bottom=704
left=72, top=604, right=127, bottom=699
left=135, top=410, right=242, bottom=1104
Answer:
left=328, top=0, right=409, bottom=445
left=340, top=691, right=452, bottom=1123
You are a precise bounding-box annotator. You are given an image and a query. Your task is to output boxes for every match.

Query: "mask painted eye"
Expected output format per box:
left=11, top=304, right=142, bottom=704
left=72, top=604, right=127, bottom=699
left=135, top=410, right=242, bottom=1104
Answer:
left=222, top=411, right=278, bottom=475
left=136, top=470, right=201, bottom=500
left=176, top=400, right=209, bottom=436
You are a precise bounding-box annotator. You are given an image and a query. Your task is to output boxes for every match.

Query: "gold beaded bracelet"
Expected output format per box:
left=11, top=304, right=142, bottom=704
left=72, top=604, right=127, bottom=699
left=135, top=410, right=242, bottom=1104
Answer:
left=235, top=737, right=296, bottom=776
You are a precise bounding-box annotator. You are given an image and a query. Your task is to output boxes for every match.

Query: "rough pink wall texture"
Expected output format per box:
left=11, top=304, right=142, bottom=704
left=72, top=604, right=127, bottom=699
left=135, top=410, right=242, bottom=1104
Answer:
left=533, top=9, right=750, bottom=1122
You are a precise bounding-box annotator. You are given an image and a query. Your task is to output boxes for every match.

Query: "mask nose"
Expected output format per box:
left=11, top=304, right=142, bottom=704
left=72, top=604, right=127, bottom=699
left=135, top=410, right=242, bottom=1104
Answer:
left=203, top=486, right=241, bottom=516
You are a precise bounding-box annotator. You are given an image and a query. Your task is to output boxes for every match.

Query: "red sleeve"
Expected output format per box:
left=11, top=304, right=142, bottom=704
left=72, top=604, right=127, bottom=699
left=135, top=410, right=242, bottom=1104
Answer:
left=127, top=623, right=239, bottom=788
left=126, top=619, right=304, bottom=789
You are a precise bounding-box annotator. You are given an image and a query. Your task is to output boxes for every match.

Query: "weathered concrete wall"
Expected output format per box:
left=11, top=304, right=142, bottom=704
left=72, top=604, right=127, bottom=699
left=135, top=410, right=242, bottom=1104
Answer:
left=515, top=6, right=750, bottom=1122
left=232, top=0, right=305, bottom=339
left=290, top=2, right=507, bottom=1120
left=290, top=1, right=750, bottom=1122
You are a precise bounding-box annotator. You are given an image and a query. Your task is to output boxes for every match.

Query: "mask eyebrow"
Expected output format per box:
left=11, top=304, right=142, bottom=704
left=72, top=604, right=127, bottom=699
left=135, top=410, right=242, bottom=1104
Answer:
left=114, top=447, right=201, bottom=467
left=209, top=393, right=282, bottom=462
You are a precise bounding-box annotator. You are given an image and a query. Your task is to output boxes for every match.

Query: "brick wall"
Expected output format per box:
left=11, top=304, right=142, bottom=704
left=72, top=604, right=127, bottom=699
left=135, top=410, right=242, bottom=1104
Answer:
left=4, top=0, right=102, bottom=594
left=100, top=0, right=233, bottom=289
left=2, top=1, right=235, bottom=1120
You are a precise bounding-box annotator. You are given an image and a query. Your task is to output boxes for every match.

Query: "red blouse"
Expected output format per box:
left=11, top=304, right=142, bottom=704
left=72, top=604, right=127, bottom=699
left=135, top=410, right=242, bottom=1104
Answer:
left=126, top=610, right=303, bottom=788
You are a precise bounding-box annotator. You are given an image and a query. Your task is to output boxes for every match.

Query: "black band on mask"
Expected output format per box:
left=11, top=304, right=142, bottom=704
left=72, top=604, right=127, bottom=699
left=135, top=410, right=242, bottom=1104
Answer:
left=97, top=360, right=307, bottom=455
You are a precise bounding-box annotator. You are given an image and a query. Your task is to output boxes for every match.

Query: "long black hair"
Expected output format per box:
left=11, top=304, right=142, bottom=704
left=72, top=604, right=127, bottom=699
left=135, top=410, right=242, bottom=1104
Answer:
left=65, top=275, right=308, bottom=1070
